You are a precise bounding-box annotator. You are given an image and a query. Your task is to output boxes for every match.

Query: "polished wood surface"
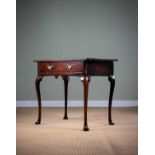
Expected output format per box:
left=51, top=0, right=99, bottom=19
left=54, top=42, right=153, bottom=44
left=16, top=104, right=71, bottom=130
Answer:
left=62, top=76, right=69, bottom=120
left=108, top=75, right=115, bottom=125
left=38, top=61, right=83, bottom=76
left=34, top=58, right=117, bottom=131
left=81, top=76, right=90, bottom=131
left=35, top=76, right=42, bottom=125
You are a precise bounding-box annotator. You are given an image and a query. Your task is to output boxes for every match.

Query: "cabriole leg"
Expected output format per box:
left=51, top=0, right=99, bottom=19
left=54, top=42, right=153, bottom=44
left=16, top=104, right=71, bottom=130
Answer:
left=81, top=76, right=90, bottom=131
left=108, top=75, right=115, bottom=125
left=62, top=76, right=69, bottom=120
left=35, top=76, right=42, bottom=125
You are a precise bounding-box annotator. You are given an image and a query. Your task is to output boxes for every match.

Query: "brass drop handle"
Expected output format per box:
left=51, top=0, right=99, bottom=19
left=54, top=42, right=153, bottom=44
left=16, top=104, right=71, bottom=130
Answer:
left=66, top=64, right=73, bottom=70
left=46, top=64, right=54, bottom=70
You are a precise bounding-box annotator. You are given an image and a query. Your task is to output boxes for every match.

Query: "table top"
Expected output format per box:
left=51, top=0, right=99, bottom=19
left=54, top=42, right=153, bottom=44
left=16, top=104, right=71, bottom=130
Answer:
left=34, top=58, right=118, bottom=62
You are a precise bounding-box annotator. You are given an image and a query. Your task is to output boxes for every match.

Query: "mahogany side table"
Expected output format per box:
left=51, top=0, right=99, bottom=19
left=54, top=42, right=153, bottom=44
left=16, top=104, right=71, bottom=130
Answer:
left=34, top=58, right=118, bottom=131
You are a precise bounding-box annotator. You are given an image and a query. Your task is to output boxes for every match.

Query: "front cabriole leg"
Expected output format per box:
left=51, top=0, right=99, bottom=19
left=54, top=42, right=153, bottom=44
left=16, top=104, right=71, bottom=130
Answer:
left=35, top=76, right=43, bottom=125
left=108, top=75, right=115, bottom=125
left=81, top=76, right=90, bottom=131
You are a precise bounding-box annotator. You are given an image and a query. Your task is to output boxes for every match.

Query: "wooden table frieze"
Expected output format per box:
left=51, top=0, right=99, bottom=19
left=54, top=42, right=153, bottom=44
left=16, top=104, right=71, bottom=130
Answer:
left=34, top=58, right=118, bottom=131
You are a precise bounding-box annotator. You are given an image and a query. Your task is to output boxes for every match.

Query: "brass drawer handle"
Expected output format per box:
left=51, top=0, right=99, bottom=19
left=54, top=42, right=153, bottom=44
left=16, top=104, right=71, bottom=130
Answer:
left=66, top=64, right=73, bottom=70
left=46, top=64, right=54, bottom=70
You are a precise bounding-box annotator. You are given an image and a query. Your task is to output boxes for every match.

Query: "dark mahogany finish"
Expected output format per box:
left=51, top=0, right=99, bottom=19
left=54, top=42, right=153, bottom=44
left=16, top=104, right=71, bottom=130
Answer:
left=108, top=75, right=115, bottom=125
left=81, top=76, right=90, bottom=131
left=38, top=60, right=83, bottom=76
left=35, top=76, right=42, bottom=125
left=62, top=76, right=69, bottom=120
left=34, top=58, right=117, bottom=131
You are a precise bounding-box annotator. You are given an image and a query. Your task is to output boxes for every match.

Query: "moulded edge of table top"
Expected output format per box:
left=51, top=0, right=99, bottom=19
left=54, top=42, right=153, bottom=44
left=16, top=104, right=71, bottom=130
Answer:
left=34, top=58, right=118, bottom=62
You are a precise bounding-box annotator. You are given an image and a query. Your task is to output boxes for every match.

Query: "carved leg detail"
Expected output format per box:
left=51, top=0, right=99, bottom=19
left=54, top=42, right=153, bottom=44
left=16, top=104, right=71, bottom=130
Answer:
left=81, top=76, right=90, bottom=131
left=62, top=76, right=69, bottom=120
left=108, top=75, right=115, bottom=125
left=35, top=76, right=42, bottom=125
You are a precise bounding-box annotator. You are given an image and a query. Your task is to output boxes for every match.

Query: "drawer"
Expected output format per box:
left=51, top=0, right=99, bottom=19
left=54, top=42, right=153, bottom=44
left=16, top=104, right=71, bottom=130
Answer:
left=38, top=61, right=83, bottom=75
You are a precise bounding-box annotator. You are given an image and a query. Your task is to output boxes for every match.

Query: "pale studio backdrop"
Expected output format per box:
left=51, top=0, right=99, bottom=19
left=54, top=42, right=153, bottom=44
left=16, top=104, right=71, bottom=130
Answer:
left=16, top=0, right=138, bottom=106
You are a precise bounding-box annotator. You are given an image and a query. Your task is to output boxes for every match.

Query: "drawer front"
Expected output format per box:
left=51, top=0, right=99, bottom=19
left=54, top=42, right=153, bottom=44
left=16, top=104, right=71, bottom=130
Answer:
left=87, top=62, right=113, bottom=76
left=39, top=61, right=83, bottom=75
